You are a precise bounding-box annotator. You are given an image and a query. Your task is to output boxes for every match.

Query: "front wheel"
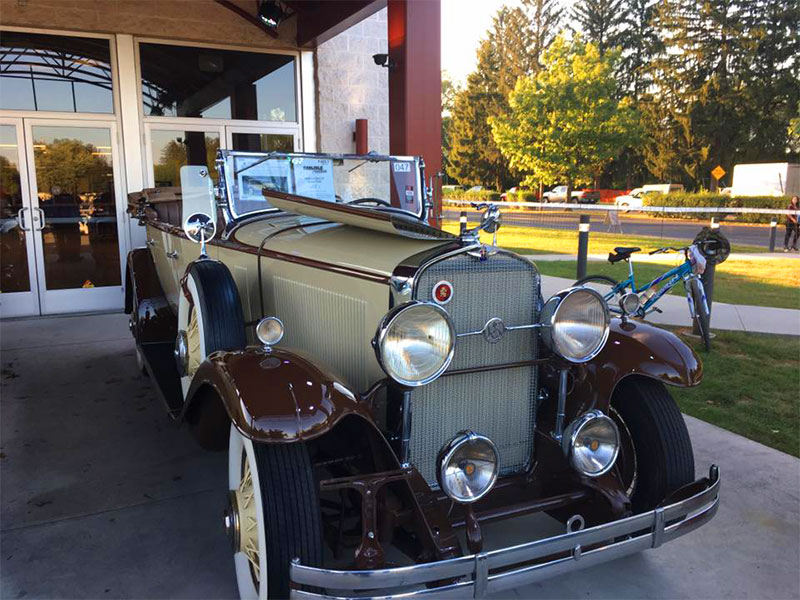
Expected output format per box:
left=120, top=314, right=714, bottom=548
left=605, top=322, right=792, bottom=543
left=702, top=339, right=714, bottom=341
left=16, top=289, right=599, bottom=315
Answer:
left=610, top=378, right=695, bottom=513
left=688, top=278, right=711, bottom=351
left=227, top=426, right=323, bottom=599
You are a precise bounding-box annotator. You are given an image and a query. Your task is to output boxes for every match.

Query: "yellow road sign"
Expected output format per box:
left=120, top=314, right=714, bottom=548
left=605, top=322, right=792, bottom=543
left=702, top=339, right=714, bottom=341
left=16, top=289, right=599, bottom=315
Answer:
left=711, top=165, right=726, bottom=180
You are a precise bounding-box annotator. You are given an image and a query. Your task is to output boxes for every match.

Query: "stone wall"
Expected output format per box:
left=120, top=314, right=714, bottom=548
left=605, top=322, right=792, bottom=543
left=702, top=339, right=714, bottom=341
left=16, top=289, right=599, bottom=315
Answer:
left=0, top=0, right=296, bottom=50
left=315, top=8, right=388, bottom=155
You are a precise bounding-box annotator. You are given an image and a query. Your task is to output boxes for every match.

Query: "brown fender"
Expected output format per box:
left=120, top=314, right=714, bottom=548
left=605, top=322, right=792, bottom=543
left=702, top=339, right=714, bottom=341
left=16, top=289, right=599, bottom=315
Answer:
left=183, top=346, right=376, bottom=443
left=126, top=248, right=176, bottom=343
left=571, top=318, right=702, bottom=412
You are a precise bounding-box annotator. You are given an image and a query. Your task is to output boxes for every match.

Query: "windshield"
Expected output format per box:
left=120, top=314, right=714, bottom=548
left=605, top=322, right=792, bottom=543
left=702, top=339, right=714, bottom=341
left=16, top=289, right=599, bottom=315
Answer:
left=218, top=151, right=424, bottom=220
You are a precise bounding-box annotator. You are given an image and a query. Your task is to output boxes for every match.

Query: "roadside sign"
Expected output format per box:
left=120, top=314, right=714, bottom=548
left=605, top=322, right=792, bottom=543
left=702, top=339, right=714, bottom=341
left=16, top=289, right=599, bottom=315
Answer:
left=711, top=165, right=726, bottom=180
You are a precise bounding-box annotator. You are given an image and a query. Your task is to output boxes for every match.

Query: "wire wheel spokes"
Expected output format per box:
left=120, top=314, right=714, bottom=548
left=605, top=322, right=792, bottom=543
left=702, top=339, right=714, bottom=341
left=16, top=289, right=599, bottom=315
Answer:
left=238, top=451, right=261, bottom=584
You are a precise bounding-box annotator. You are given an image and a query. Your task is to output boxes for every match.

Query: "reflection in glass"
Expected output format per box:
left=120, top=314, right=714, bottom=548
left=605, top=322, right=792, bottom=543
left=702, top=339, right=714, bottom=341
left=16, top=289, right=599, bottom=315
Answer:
left=139, top=43, right=296, bottom=122
left=231, top=133, right=293, bottom=153
left=0, top=31, right=114, bottom=113
left=32, top=126, right=120, bottom=290
left=0, top=125, right=30, bottom=293
left=150, top=130, right=220, bottom=187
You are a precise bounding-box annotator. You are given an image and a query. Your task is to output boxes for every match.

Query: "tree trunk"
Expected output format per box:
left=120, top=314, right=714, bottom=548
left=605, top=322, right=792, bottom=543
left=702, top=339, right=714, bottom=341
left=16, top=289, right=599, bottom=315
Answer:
left=566, top=177, right=573, bottom=204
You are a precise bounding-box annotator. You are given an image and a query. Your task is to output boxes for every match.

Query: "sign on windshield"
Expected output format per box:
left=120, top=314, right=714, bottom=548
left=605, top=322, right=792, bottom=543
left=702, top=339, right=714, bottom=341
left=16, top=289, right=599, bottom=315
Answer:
left=220, top=152, right=421, bottom=219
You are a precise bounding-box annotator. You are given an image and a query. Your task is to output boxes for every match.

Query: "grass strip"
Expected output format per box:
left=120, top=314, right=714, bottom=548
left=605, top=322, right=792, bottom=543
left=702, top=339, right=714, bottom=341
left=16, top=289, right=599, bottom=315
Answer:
left=669, top=329, right=799, bottom=458
left=531, top=259, right=800, bottom=310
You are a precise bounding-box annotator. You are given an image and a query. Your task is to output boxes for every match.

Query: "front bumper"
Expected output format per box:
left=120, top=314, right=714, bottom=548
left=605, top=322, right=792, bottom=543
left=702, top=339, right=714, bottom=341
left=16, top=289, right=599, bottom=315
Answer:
left=291, top=465, right=720, bottom=599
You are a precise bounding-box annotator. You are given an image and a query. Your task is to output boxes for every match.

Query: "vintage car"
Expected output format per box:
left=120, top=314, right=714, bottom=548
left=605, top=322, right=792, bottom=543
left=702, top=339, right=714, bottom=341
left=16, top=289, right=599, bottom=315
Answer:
left=125, top=150, right=719, bottom=599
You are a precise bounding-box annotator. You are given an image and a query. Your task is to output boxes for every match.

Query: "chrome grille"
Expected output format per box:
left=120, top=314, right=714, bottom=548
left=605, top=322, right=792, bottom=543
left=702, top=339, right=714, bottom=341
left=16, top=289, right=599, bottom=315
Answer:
left=409, top=250, right=540, bottom=486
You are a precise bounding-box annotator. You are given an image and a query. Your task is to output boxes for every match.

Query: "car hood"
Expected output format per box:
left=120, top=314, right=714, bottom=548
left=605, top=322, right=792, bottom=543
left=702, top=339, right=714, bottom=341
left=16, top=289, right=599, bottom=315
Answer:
left=231, top=212, right=455, bottom=280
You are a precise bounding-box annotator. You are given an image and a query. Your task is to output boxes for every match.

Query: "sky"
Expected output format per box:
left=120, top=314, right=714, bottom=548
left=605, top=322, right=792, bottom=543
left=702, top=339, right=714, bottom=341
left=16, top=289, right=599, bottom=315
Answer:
left=441, top=0, right=525, bottom=85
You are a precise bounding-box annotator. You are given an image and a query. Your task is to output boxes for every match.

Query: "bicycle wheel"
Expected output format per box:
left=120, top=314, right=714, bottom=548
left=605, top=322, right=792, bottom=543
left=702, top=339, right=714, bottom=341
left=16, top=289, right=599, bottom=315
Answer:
left=688, top=278, right=711, bottom=351
left=574, top=274, right=622, bottom=304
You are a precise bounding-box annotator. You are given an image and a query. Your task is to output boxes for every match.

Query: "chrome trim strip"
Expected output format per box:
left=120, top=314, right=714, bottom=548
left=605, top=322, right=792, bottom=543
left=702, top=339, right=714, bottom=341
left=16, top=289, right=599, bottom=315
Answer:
left=456, top=319, right=542, bottom=339
left=290, top=466, right=720, bottom=598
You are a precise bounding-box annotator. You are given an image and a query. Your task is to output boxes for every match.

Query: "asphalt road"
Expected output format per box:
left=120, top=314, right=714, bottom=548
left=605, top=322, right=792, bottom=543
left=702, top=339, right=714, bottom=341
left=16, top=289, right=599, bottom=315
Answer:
left=443, top=208, right=775, bottom=249
left=2, top=312, right=798, bottom=599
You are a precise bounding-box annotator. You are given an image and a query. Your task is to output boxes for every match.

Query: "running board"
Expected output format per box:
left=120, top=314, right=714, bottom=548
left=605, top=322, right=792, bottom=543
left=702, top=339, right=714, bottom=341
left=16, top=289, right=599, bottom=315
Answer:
left=139, top=341, right=183, bottom=417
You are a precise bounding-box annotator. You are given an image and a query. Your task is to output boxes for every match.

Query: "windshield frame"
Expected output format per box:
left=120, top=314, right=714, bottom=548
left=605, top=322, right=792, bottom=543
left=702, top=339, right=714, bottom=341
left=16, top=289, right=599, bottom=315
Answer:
left=215, top=149, right=428, bottom=223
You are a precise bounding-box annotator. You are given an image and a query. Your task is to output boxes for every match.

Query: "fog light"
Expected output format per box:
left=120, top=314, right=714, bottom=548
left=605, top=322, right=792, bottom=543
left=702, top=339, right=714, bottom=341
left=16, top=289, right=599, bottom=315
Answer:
left=256, top=316, right=284, bottom=347
left=437, top=431, right=499, bottom=503
left=563, top=410, right=620, bottom=477
left=619, top=292, right=641, bottom=315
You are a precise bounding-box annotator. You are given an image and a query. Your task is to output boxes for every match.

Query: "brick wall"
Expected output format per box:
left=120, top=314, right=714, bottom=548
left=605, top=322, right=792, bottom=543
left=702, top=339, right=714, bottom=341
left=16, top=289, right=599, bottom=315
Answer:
left=315, top=8, right=388, bottom=155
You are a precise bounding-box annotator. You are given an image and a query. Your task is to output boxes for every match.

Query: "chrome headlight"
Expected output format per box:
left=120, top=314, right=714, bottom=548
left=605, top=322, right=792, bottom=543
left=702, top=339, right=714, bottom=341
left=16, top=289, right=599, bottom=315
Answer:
left=563, top=410, right=620, bottom=477
left=374, top=302, right=455, bottom=387
left=619, top=292, right=640, bottom=315
left=541, top=288, right=610, bottom=362
left=437, top=431, right=499, bottom=503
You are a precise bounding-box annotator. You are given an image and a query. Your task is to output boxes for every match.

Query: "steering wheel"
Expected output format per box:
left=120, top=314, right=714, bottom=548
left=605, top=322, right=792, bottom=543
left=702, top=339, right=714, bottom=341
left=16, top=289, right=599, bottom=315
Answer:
left=347, top=197, right=393, bottom=208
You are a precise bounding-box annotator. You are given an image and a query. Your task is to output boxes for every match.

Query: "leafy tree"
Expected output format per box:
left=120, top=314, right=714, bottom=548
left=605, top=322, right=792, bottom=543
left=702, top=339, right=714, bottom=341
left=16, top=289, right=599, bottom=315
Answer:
left=34, top=138, right=110, bottom=196
left=490, top=35, right=642, bottom=198
left=447, top=7, right=536, bottom=190
left=619, top=0, right=660, bottom=99
left=441, top=71, right=460, bottom=183
left=571, top=0, right=628, bottom=55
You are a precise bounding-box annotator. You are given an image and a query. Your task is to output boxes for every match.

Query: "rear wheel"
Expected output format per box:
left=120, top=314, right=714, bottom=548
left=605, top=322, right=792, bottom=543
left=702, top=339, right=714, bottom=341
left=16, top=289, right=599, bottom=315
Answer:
left=227, top=426, right=323, bottom=599
left=611, top=378, right=695, bottom=513
left=688, top=278, right=711, bottom=352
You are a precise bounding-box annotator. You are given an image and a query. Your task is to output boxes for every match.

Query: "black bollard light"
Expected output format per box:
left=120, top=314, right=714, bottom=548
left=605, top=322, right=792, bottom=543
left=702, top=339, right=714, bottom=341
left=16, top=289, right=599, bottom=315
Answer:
left=576, top=214, right=590, bottom=280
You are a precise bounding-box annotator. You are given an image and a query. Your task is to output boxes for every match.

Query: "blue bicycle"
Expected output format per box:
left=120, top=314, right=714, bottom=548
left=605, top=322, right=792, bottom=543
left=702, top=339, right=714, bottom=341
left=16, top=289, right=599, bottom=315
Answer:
left=574, top=237, right=728, bottom=351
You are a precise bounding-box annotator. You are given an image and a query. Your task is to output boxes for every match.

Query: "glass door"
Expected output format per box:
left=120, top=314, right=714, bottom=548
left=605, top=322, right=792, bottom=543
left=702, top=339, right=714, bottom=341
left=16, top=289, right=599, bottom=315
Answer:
left=0, top=118, right=39, bottom=318
left=23, top=119, right=127, bottom=315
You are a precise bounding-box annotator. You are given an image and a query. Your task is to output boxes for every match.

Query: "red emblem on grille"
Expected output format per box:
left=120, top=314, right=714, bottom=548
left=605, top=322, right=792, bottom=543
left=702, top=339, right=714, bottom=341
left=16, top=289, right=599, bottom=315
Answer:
left=433, top=281, right=453, bottom=305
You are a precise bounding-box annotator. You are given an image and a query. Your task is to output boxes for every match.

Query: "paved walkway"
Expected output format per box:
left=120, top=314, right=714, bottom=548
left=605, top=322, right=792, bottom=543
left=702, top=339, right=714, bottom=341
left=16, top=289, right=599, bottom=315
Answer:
left=1, top=313, right=798, bottom=599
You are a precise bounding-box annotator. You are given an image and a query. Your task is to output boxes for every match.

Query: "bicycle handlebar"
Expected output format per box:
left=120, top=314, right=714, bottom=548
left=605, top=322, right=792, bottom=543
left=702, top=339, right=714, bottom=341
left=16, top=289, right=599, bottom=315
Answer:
left=648, top=246, right=687, bottom=255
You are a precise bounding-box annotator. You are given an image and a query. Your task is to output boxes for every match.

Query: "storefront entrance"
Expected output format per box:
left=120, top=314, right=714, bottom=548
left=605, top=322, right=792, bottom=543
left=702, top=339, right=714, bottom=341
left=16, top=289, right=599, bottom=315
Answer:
left=0, top=117, right=126, bottom=317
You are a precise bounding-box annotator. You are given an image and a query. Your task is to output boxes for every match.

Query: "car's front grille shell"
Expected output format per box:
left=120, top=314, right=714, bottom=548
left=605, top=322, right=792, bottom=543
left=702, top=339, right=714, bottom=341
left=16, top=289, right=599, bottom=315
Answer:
left=409, top=250, right=540, bottom=486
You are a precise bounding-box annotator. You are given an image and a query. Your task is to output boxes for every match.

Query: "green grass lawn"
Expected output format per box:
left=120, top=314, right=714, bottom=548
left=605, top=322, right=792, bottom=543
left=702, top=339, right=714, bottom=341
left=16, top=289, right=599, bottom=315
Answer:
left=532, top=259, right=800, bottom=310
left=669, top=329, right=799, bottom=457
left=442, top=223, right=767, bottom=255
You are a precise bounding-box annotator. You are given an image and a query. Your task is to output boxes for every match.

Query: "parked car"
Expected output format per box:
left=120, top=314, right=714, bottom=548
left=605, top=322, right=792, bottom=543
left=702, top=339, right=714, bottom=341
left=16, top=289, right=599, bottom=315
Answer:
left=541, top=185, right=601, bottom=203
left=615, top=184, right=685, bottom=211
left=126, top=150, right=719, bottom=599
left=500, top=186, right=531, bottom=201
left=467, top=185, right=485, bottom=192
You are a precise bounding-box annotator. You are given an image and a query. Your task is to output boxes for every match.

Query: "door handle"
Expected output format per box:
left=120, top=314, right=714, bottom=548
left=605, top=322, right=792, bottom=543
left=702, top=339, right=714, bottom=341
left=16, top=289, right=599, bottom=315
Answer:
left=16, top=208, right=30, bottom=231
left=166, top=250, right=179, bottom=259
left=146, top=238, right=157, bottom=247
left=33, top=207, right=45, bottom=231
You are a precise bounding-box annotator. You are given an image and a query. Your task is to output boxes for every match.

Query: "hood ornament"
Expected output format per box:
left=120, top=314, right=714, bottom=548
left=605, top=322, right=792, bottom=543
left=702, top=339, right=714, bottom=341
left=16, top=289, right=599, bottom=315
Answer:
left=460, top=202, right=502, bottom=257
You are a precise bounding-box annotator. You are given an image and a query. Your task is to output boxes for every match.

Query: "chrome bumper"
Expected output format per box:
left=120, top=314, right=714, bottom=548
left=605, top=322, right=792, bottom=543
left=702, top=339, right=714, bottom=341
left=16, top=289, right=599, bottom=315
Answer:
left=291, top=465, right=720, bottom=599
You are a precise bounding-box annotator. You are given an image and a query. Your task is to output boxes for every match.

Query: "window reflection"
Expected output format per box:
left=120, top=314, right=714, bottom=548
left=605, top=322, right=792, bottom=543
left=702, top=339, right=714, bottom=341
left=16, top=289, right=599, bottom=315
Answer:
left=139, top=43, right=296, bottom=122
left=231, top=133, right=293, bottom=153
left=0, top=125, right=30, bottom=293
left=0, top=31, right=113, bottom=113
left=32, top=126, right=121, bottom=290
left=150, top=130, right=220, bottom=187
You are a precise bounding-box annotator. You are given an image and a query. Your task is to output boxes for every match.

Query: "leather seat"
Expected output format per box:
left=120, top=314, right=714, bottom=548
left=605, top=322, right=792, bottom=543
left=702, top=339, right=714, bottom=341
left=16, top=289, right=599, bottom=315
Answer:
left=608, top=246, right=641, bottom=263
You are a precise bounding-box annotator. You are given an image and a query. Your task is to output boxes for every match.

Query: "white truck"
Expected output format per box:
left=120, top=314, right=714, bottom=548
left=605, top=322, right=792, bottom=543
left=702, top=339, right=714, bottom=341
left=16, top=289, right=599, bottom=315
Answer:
left=614, top=183, right=685, bottom=210
left=730, top=163, right=800, bottom=197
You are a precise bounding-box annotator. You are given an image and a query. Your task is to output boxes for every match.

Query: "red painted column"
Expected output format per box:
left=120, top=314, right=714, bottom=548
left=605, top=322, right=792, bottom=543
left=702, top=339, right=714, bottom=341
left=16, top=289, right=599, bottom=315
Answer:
left=387, top=0, right=442, bottom=226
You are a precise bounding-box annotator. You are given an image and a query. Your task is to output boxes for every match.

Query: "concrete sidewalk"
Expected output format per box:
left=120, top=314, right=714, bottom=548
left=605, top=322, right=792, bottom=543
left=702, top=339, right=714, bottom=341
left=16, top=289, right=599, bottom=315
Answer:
left=1, top=312, right=798, bottom=599
left=539, top=272, right=800, bottom=335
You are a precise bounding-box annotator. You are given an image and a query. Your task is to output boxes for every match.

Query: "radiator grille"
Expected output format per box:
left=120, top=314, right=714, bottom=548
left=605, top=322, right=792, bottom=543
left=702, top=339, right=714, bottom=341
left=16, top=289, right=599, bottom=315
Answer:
left=410, top=251, right=541, bottom=487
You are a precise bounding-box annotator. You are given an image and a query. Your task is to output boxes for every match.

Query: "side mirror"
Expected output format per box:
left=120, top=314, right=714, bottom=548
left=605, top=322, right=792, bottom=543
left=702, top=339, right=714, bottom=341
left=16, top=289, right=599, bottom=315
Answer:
left=184, top=212, right=216, bottom=244
left=180, top=164, right=216, bottom=235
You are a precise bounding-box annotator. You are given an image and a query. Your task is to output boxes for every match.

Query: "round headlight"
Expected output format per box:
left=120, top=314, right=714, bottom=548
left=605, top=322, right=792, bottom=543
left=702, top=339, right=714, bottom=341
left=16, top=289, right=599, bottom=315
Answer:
left=563, top=410, right=620, bottom=477
left=541, top=288, right=610, bottom=362
left=437, top=431, right=499, bottom=503
left=619, top=292, right=640, bottom=315
left=374, top=302, right=455, bottom=387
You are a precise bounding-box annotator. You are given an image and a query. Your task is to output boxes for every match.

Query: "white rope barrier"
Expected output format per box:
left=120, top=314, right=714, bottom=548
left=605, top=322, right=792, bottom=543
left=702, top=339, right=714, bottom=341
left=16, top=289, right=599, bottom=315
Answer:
left=443, top=199, right=800, bottom=216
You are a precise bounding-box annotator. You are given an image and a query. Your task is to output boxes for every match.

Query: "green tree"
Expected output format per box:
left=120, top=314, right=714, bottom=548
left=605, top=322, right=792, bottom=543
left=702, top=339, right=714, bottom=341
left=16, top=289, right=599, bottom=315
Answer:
left=441, top=71, right=460, bottom=183
left=571, top=0, right=628, bottom=55
left=448, top=6, right=536, bottom=190
left=490, top=35, right=642, bottom=198
left=34, top=138, right=110, bottom=196
left=619, top=0, right=660, bottom=99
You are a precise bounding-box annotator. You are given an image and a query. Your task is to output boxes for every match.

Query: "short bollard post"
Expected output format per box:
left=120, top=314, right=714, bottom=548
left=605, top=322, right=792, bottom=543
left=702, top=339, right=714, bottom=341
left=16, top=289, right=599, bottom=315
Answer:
left=769, top=220, right=777, bottom=252
left=692, top=260, right=715, bottom=335
left=459, top=211, right=467, bottom=235
left=576, top=214, right=590, bottom=280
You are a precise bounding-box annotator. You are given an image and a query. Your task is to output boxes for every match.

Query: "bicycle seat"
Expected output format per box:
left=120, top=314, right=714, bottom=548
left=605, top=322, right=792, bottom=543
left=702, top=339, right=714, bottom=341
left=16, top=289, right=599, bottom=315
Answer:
left=608, top=246, right=641, bottom=263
